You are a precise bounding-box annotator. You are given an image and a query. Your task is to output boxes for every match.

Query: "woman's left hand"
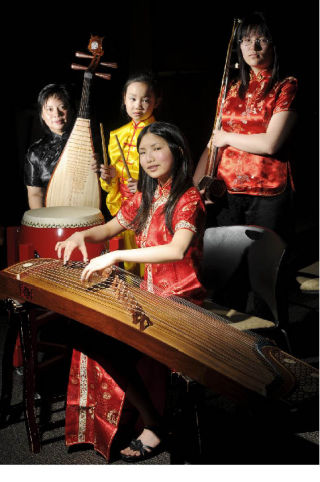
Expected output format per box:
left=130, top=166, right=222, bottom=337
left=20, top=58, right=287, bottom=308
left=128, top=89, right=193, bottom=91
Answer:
left=91, top=153, right=101, bottom=173
left=211, top=129, right=229, bottom=148
left=81, top=251, right=119, bottom=281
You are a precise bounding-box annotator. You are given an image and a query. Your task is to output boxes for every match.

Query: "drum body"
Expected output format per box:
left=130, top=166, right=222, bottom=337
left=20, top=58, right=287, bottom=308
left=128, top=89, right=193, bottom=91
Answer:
left=19, top=206, right=106, bottom=261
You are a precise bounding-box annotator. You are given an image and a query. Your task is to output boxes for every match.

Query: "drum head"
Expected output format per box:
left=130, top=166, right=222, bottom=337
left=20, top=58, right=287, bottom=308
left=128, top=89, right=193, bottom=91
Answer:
left=21, top=206, right=104, bottom=228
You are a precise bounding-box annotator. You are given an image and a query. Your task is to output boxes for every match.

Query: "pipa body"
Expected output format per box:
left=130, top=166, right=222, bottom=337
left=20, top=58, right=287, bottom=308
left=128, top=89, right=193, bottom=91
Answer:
left=46, top=72, right=100, bottom=208
left=0, top=258, right=318, bottom=410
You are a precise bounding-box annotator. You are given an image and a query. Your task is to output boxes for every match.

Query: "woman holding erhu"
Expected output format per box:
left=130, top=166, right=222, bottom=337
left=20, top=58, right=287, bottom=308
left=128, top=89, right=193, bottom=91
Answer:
left=194, top=11, right=298, bottom=243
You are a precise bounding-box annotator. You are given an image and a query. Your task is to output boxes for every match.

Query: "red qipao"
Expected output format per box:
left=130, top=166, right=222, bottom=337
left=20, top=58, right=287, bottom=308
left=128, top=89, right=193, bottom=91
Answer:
left=65, top=181, right=206, bottom=461
left=217, top=70, right=298, bottom=196
left=117, top=180, right=206, bottom=303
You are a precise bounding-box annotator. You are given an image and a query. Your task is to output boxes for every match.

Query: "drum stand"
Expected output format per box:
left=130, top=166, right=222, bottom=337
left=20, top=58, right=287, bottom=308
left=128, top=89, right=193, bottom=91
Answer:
left=0, top=299, right=70, bottom=453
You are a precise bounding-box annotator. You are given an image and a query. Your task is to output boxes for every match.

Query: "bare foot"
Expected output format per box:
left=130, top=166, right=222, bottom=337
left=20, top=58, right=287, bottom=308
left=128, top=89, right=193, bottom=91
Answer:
left=120, top=428, right=161, bottom=458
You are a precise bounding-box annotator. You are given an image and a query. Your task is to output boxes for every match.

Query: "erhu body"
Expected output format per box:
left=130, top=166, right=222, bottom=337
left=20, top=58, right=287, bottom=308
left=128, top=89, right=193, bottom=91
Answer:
left=196, top=19, right=241, bottom=201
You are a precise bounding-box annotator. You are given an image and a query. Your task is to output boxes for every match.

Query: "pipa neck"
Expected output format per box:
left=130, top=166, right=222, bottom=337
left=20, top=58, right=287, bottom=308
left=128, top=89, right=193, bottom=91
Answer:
left=78, top=71, right=93, bottom=119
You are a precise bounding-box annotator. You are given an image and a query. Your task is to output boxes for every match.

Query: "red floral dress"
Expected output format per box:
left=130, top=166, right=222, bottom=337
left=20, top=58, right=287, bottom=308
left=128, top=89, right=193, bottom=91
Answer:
left=117, top=179, right=206, bottom=303
left=217, top=70, right=298, bottom=196
left=65, top=180, right=206, bottom=461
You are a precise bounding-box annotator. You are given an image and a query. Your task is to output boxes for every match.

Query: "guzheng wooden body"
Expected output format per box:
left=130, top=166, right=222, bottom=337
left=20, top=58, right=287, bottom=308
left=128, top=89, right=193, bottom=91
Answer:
left=0, top=258, right=318, bottom=408
left=45, top=36, right=117, bottom=208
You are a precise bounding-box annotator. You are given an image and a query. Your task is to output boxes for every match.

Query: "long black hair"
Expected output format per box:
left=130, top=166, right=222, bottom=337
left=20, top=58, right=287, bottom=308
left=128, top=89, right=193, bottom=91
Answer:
left=130, top=122, right=193, bottom=234
left=37, top=83, right=76, bottom=133
left=236, top=11, right=279, bottom=99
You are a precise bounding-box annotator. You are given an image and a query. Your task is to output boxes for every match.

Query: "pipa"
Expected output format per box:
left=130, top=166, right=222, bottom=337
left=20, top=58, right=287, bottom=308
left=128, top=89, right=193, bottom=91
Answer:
left=0, top=258, right=318, bottom=409
left=45, top=36, right=117, bottom=208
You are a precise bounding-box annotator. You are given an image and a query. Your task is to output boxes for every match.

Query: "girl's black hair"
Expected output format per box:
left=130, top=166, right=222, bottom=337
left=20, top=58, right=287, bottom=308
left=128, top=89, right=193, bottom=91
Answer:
left=236, top=11, right=279, bottom=98
left=130, top=122, right=193, bottom=234
left=120, top=71, right=162, bottom=118
left=37, top=83, right=76, bottom=132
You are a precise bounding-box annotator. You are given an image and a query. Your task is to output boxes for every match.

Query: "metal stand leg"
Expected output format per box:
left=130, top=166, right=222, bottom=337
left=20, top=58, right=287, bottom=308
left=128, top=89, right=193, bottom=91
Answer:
left=168, top=373, right=203, bottom=464
left=0, top=300, right=22, bottom=427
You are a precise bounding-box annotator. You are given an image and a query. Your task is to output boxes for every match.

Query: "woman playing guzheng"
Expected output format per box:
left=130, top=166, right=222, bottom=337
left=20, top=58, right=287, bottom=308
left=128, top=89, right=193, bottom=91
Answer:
left=194, top=11, right=298, bottom=243
left=99, top=72, right=162, bottom=276
left=56, top=122, right=206, bottom=462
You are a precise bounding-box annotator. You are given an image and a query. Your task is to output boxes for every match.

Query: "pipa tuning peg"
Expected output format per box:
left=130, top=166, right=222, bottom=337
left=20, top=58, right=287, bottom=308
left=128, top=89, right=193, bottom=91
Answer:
left=71, top=63, right=87, bottom=71
left=100, top=62, right=118, bottom=69
left=76, top=51, right=94, bottom=59
left=95, top=72, right=111, bottom=80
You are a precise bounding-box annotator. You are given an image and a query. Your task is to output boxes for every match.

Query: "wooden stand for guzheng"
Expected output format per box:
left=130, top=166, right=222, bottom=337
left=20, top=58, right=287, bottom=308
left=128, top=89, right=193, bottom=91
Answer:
left=0, top=258, right=318, bottom=452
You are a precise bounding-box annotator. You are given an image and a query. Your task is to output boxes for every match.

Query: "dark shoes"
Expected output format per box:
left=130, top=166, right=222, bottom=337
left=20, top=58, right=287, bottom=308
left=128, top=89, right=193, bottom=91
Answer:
left=120, top=425, right=165, bottom=463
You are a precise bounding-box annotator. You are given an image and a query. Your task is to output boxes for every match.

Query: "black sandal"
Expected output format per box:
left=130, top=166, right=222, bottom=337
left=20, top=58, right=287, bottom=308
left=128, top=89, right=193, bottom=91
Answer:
left=120, top=425, right=165, bottom=463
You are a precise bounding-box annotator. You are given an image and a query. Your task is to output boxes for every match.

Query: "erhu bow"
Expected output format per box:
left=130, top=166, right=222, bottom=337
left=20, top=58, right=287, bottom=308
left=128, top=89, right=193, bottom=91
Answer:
left=197, top=19, right=241, bottom=201
left=45, top=35, right=117, bottom=208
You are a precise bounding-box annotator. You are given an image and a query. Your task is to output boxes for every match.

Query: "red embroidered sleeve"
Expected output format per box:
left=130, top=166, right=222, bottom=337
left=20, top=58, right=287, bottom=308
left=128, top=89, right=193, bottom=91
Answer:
left=172, top=188, right=205, bottom=233
left=274, top=77, right=298, bottom=114
left=116, top=192, right=141, bottom=229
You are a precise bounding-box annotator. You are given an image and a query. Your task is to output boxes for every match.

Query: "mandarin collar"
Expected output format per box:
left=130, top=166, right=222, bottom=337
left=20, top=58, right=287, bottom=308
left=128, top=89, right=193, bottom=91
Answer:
left=132, top=114, right=155, bottom=129
left=250, top=69, right=272, bottom=82
left=155, top=178, right=172, bottom=199
left=50, top=130, right=69, bottom=142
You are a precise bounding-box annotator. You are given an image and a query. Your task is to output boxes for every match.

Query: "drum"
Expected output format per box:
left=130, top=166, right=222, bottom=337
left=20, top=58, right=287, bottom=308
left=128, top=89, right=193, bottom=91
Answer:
left=19, top=206, right=106, bottom=261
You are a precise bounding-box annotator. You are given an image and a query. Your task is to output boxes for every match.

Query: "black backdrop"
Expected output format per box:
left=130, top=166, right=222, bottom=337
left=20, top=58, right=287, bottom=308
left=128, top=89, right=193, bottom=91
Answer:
left=3, top=0, right=319, bottom=233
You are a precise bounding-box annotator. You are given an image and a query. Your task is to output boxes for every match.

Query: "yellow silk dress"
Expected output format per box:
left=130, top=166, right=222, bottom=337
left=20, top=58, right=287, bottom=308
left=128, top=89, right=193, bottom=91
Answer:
left=100, top=115, right=155, bottom=276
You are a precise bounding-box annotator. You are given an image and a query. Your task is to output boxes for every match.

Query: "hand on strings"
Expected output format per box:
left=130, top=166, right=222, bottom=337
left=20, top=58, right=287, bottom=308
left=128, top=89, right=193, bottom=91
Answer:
left=127, top=178, right=138, bottom=194
left=211, top=129, right=229, bottom=148
left=55, top=232, right=88, bottom=265
left=91, top=153, right=101, bottom=173
left=100, top=164, right=116, bottom=181
left=80, top=251, right=119, bottom=281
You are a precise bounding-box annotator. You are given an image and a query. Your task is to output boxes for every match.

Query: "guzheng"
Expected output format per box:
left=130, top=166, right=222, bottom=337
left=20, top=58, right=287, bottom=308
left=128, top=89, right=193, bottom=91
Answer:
left=0, top=258, right=318, bottom=408
left=45, top=36, right=117, bottom=208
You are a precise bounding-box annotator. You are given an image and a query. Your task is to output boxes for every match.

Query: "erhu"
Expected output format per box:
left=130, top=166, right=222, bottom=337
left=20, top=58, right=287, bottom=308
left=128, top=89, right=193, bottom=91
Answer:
left=45, top=35, right=117, bottom=208
left=197, top=19, right=241, bottom=201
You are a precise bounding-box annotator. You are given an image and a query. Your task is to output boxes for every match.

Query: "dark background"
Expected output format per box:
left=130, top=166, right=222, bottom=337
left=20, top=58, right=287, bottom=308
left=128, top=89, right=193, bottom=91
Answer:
left=3, top=0, right=319, bottom=239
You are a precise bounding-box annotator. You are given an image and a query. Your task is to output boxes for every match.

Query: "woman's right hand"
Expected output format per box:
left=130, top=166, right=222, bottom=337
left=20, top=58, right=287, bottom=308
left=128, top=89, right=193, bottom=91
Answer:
left=55, top=232, right=88, bottom=264
left=198, top=188, right=215, bottom=205
left=100, top=164, right=116, bottom=181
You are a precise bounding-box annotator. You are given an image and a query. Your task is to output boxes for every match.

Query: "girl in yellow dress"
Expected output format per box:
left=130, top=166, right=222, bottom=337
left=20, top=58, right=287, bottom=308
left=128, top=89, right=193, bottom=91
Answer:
left=100, top=72, right=162, bottom=276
